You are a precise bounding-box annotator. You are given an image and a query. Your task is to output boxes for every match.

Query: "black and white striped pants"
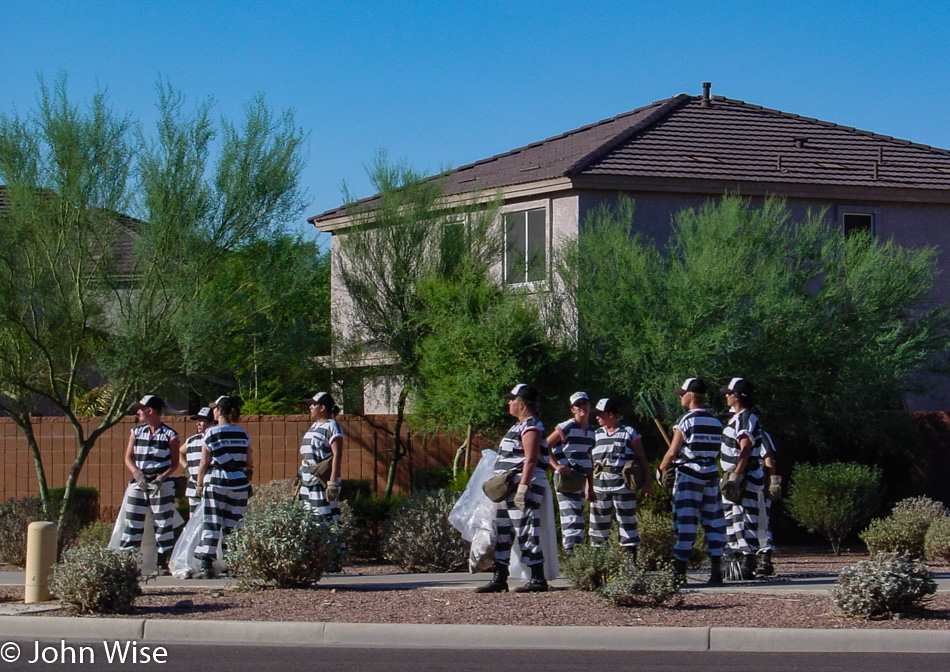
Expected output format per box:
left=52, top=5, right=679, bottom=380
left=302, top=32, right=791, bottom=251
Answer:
left=119, top=480, right=176, bottom=554
left=555, top=491, right=586, bottom=550
left=672, top=469, right=726, bottom=561
left=297, top=481, right=342, bottom=524
left=723, top=471, right=764, bottom=556
left=195, top=485, right=249, bottom=558
left=495, top=479, right=545, bottom=566
left=590, top=487, right=639, bottom=548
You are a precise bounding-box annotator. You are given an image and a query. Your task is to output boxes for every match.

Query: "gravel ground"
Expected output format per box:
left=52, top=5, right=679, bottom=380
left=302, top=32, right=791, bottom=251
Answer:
left=6, top=550, right=950, bottom=630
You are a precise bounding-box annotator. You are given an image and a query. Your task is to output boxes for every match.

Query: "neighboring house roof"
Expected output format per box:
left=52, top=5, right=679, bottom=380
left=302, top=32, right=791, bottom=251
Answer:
left=311, top=87, right=950, bottom=230
left=0, top=184, right=140, bottom=280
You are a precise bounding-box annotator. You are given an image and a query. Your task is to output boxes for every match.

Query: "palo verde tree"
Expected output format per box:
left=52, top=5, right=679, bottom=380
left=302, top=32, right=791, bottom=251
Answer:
left=0, top=76, right=308, bottom=542
left=556, top=194, right=950, bottom=462
left=335, top=152, right=499, bottom=496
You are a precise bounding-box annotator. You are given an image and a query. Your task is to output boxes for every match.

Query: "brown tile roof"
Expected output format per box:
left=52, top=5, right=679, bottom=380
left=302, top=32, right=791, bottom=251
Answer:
left=310, top=90, right=950, bottom=227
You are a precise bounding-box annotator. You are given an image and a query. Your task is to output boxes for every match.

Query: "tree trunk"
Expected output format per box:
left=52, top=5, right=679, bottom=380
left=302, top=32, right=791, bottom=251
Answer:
left=383, top=387, right=410, bottom=499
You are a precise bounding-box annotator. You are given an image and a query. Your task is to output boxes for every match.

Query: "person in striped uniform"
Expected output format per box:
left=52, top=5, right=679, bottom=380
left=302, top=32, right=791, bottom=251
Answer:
left=475, top=383, right=551, bottom=593
left=656, top=378, right=726, bottom=584
left=754, top=431, right=781, bottom=577
left=120, top=395, right=181, bottom=575
left=180, top=406, right=214, bottom=516
left=297, top=392, right=344, bottom=524
left=589, top=398, right=652, bottom=561
left=719, top=378, right=765, bottom=580
left=546, top=391, right=595, bottom=555
left=195, top=395, right=252, bottom=579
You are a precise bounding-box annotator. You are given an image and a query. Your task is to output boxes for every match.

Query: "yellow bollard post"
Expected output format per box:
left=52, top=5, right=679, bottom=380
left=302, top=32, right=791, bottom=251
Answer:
left=25, top=521, right=57, bottom=603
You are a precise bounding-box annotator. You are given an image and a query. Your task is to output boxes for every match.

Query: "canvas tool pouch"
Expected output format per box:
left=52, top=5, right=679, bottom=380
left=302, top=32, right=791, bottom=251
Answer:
left=622, top=460, right=645, bottom=491
left=554, top=468, right=587, bottom=494
left=660, top=466, right=677, bottom=491
left=482, top=471, right=517, bottom=502
left=309, top=457, right=333, bottom=487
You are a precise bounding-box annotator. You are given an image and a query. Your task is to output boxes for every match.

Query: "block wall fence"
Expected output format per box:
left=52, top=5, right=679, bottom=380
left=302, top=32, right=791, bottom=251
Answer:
left=0, top=414, right=483, bottom=521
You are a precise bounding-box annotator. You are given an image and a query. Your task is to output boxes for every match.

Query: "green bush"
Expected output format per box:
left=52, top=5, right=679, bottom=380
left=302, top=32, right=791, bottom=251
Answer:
left=860, top=496, right=948, bottom=559
left=447, top=468, right=474, bottom=493
left=227, top=501, right=345, bottom=588
left=413, top=467, right=453, bottom=491
left=637, top=510, right=676, bottom=570
left=785, top=462, right=882, bottom=554
left=637, top=458, right=672, bottom=516
left=598, top=560, right=682, bottom=608
left=561, top=544, right=626, bottom=591
left=246, top=479, right=295, bottom=515
left=0, top=497, right=82, bottom=564
left=50, top=545, right=141, bottom=614
left=340, top=495, right=399, bottom=560
left=76, top=521, right=114, bottom=548
left=924, top=517, right=950, bottom=564
left=381, top=490, right=467, bottom=572
left=832, top=553, right=936, bottom=619
left=341, top=479, right=372, bottom=501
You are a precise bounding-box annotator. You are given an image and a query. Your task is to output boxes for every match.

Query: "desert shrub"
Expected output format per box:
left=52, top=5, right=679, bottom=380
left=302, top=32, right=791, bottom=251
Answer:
left=832, top=553, right=936, bottom=619
left=227, top=501, right=345, bottom=588
left=50, top=545, right=141, bottom=614
left=924, top=517, right=950, bottom=564
left=340, top=495, right=400, bottom=560
left=785, top=462, right=882, bottom=554
left=413, top=467, right=453, bottom=491
left=381, top=490, right=467, bottom=572
left=77, top=521, right=114, bottom=548
left=861, top=516, right=930, bottom=558
left=598, top=560, right=682, bottom=608
left=637, top=510, right=676, bottom=570
left=861, top=496, right=949, bottom=559
left=561, top=544, right=626, bottom=591
left=341, top=479, right=372, bottom=500
left=246, top=479, right=295, bottom=515
left=0, top=497, right=46, bottom=565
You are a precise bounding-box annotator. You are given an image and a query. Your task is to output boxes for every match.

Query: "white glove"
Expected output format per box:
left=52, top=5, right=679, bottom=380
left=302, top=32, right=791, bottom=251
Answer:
left=514, top=484, right=529, bottom=511
left=768, top=475, right=783, bottom=501
left=134, top=472, right=149, bottom=491
left=326, top=483, right=341, bottom=502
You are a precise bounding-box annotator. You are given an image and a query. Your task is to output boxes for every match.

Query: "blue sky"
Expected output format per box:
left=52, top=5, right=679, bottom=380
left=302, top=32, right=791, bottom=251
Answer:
left=4, top=1, right=950, bottom=244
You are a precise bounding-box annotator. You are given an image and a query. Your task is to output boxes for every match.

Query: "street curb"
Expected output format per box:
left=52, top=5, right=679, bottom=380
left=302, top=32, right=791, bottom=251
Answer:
left=3, top=617, right=950, bottom=652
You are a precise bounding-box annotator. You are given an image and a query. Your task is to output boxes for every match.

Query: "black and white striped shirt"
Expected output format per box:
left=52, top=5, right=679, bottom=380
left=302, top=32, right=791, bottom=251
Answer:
left=130, top=423, right=178, bottom=476
left=673, top=409, right=722, bottom=476
left=592, top=424, right=640, bottom=491
left=553, top=419, right=595, bottom=475
left=183, top=433, right=204, bottom=497
left=300, top=419, right=344, bottom=465
left=203, top=424, right=251, bottom=489
left=495, top=417, right=550, bottom=479
left=720, top=409, right=763, bottom=475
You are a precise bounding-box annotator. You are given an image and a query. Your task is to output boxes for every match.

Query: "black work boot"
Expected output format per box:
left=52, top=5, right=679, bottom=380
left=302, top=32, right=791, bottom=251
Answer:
left=475, top=562, right=509, bottom=593
left=625, top=545, right=638, bottom=567
left=740, top=554, right=757, bottom=580
left=199, top=555, right=214, bottom=580
left=156, top=551, right=170, bottom=576
left=514, top=562, right=548, bottom=593
left=756, top=550, right=774, bottom=577
left=708, top=556, right=724, bottom=585
left=672, top=559, right=688, bottom=586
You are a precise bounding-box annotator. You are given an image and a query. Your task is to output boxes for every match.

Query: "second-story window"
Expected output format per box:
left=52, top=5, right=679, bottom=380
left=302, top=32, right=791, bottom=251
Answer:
left=504, top=207, right=546, bottom=284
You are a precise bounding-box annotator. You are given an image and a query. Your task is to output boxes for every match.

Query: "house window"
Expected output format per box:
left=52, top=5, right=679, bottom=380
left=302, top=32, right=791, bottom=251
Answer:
left=504, top=208, right=546, bottom=284
left=842, top=212, right=874, bottom=236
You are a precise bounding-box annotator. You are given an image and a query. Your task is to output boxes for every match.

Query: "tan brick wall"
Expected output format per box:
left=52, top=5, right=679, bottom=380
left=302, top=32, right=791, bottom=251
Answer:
left=0, top=414, right=475, bottom=520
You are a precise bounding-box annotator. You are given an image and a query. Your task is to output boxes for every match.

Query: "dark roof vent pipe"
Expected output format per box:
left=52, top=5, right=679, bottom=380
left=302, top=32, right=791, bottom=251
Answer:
left=700, top=82, right=712, bottom=108
left=794, top=137, right=807, bottom=149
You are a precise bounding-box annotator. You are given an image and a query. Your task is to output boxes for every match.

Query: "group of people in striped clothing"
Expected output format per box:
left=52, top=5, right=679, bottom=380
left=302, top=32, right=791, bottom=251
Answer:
left=476, top=378, right=779, bottom=593
left=116, top=391, right=345, bottom=579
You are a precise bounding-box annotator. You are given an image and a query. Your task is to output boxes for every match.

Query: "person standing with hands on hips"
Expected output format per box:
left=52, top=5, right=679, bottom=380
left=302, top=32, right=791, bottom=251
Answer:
left=546, top=392, right=596, bottom=555
left=589, top=398, right=652, bottom=563
left=120, top=395, right=180, bottom=575
left=475, top=383, right=551, bottom=594
left=297, top=391, right=344, bottom=524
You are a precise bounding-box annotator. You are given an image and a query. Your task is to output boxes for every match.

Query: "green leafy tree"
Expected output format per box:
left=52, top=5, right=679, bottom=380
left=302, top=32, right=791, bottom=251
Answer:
left=556, top=194, right=950, bottom=460
left=0, top=76, right=308, bottom=542
left=335, top=152, right=499, bottom=496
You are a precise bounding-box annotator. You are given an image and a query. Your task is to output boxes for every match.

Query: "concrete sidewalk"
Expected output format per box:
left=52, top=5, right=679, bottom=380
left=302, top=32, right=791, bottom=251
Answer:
left=1, top=568, right=949, bottom=653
